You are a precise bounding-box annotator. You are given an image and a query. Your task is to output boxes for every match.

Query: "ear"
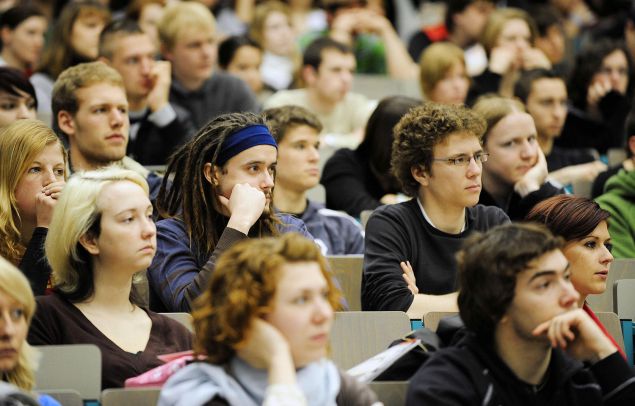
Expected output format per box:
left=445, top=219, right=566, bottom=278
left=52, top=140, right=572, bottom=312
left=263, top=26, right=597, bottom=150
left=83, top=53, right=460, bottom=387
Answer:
left=57, top=110, right=76, bottom=138
left=79, top=233, right=100, bottom=256
left=203, top=162, right=220, bottom=186
left=0, top=27, right=12, bottom=46
left=302, top=65, right=317, bottom=86
left=628, top=135, right=635, bottom=156
left=411, top=165, right=430, bottom=187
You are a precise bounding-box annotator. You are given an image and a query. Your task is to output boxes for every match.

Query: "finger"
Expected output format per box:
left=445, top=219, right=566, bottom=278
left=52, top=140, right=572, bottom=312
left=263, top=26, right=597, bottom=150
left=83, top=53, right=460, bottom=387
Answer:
left=218, top=195, right=230, bottom=209
left=532, top=320, right=551, bottom=336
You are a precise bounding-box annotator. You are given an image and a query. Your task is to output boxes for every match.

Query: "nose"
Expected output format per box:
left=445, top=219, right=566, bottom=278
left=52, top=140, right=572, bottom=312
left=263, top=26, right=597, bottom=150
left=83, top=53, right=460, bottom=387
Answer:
left=466, top=155, right=482, bottom=177
left=519, top=139, right=535, bottom=160
left=16, top=102, right=31, bottom=119
left=308, top=146, right=320, bottom=162
left=42, top=168, right=58, bottom=186
left=0, top=313, right=17, bottom=337
left=600, top=244, right=614, bottom=265
left=261, top=169, right=275, bottom=189
left=312, top=296, right=334, bottom=324
left=141, top=215, right=156, bottom=238
left=141, top=57, right=153, bottom=75
left=110, top=108, right=124, bottom=128
left=559, top=278, right=580, bottom=309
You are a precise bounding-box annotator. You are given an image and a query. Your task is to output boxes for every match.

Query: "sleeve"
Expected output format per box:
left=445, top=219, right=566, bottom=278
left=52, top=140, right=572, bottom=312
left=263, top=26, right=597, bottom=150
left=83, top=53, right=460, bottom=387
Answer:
left=18, top=227, right=50, bottom=295
left=335, top=370, right=379, bottom=405
left=466, top=69, right=502, bottom=106
left=146, top=103, right=197, bottom=163
left=511, top=181, right=563, bottom=221
left=27, top=299, right=62, bottom=345
left=589, top=351, right=635, bottom=405
left=148, top=221, right=247, bottom=312
left=361, top=209, right=414, bottom=311
left=596, top=196, right=635, bottom=259
left=321, top=151, right=382, bottom=218
left=231, top=79, right=259, bottom=113
left=343, top=218, right=365, bottom=255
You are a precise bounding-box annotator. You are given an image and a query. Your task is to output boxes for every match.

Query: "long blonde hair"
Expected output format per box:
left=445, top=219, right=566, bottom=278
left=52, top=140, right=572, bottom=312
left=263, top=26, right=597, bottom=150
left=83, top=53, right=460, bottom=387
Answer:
left=0, top=256, right=37, bottom=390
left=0, top=120, right=67, bottom=265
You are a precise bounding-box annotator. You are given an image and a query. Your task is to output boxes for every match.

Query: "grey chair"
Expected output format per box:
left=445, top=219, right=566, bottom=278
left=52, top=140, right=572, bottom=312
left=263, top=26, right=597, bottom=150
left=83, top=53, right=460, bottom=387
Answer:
left=422, top=311, right=459, bottom=332
left=595, top=311, right=626, bottom=356
left=330, top=311, right=411, bottom=370
left=33, top=344, right=101, bottom=400
left=327, top=255, right=364, bottom=311
left=368, top=381, right=409, bottom=406
left=101, top=387, right=161, bottom=406
left=160, top=312, right=194, bottom=333
left=39, top=389, right=83, bottom=406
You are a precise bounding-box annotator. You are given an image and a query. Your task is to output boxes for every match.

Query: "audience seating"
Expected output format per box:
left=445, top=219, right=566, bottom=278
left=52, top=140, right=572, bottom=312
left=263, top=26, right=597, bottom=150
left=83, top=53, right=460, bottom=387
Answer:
left=586, top=259, right=635, bottom=313
left=571, top=178, right=592, bottom=198
left=101, top=387, right=161, bottom=406
left=614, top=279, right=635, bottom=365
left=327, top=255, right=363, bottom=311
left=352, top=74, right=420, bottom=100
left=330, top=311, right=411, bottom=370
left=595, top=312, right=627, bottom=356
left=33, top=344, right=101, bottom=400
left=160, top=312, right=194, bottom=333
left=368, top=381, right=409, bottom=406
left=422, top=311, right=459, bottom=332
left=39, top=389, right=83, bottom=406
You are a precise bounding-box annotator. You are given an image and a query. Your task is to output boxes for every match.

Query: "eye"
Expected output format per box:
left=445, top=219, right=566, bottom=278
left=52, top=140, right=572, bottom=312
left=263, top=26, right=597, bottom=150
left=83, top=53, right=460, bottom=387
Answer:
left=248, top=164, right=259, bottom=173
left=604, top=242, right=613, bottom=252
left=453, top=156, right=469, bottom=165
left=118, top=106, right=128, bottom=114
left=55, top=168, right=65, bottom=177
left=293, top=294, right=310, bottom=305
left=28, top=166, right=41, bottom=174
left=501, top=141, right=514, bottom=148
left=94, top=107, right=107, bottom=114
left=584, top=241, right=597, bottom=249
left=9, top=308, right=24, bottom=321
left=527, top=135, right=537, bottom=143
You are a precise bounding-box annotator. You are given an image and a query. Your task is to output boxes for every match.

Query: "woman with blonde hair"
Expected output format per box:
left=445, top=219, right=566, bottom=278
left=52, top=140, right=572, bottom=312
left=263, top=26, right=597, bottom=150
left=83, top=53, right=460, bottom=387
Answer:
left=27, top=167, right=192, bottom=389
left=0, top=256, right=60, bottom=405
left=0, top=119, right=66, bottom=295
left=419, top=42, right=470, bottom=105
left=159, top=233, right=378, bottom=405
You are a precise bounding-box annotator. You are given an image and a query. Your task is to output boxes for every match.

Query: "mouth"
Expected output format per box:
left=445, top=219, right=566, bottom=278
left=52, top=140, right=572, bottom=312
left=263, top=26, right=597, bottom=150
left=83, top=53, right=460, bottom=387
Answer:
left=139, top=245, right=155, bottom=253
left=594, top=270, right=609, bottom=278
left=106, top=134, right=125, bottom=142
left=310, top=333, right=329, bottom=343
left=0, top=348, right=17, bottom=358
left=465, top=184, right=481, bottom=191
left=306, top=168, right=320, bottom=176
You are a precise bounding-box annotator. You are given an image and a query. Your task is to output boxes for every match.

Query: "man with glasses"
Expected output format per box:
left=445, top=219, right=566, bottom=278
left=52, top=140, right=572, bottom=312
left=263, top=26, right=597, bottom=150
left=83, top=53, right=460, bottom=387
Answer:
left=361, top=102, right=509, bottom=317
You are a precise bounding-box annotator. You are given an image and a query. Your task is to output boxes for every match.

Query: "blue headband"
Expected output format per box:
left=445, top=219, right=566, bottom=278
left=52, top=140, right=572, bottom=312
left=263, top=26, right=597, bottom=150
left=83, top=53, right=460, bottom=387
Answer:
left=216, top=125, right=277, bottom=166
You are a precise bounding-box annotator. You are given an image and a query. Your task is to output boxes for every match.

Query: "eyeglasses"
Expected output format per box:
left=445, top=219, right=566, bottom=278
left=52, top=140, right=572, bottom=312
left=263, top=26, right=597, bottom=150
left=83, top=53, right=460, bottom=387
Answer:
left=432, top=152, right=489, bottom=166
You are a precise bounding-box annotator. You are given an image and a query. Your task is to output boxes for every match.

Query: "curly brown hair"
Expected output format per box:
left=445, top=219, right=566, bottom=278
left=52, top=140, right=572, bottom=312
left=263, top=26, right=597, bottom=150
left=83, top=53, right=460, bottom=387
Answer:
left=191, top=233, right=342, bottom=364
left=391, top=102, right=486, bottom=196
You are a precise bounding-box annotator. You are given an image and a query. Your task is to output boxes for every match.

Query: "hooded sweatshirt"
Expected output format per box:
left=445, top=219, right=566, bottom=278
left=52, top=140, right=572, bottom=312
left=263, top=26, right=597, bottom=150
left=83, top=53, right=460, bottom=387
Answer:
left=596, top=170, right=635, bottom=258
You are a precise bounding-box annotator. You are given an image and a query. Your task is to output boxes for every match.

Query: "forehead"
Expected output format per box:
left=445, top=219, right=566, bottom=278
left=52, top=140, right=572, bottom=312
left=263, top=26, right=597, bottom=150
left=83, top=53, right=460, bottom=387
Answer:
left=76, top=83, right=127, bottom=107
left=0, top=289, right=21, bottom=308
left=319, top=49, right=355, bottom=68
left=280, top=124, right=320, bottom=144
left=97, top=180, right=148, bottom=211
left=529, top=78, right=567, bottom=98
left=501, top=18, right=530, bottom=35
left=225, top=144, right=277, bottom=165
left=489, top=112, right=535, bottom=139
left=602, top=50, right=627, bottom=66
left=434, top=131, right=481, bottom=155
left=275, top=261, right=327, bottom=295
left=113, top=33, right=155, bottom=57
left=176, top=26, right=215, bottom=45
left=517, top=249, right=568, bottom=285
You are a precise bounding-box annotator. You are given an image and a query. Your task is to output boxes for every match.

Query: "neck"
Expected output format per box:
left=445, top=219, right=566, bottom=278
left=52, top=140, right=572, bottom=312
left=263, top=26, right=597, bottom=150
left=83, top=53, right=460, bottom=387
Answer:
left=175, top=72, right=208, bottom=92
left=418, top=190, right=466, bottom=234
left=448, top=29, right=471, bottom=49
left=85, top=261, right=135, bottom=312
left=306, top=87, right=336, bottom=114
left=1, top=50, right=27, bottom=71
left=70, top=148, right=103, bottom=172
left=482, top=171, right=512, bottom=206
left=538, top=134, right=554, bottom=155
left=578, top=295, right=587, bottom=309
left=495, top=326, right=552, bottom=385
left=128, top=95, right=148, bottom=112
left=273, top=185, right=308, bottom=214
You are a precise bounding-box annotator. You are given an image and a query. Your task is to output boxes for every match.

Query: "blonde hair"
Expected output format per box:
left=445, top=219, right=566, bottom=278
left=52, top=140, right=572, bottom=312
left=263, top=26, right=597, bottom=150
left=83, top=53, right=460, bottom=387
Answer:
left=0, top=255, right=38, bottom=391
left=419, top=42, right=467, bottom=99
left=249, top=1, right=291, bottom=47
left=480, top=8, right=537, bottom=55
left=472, top=95, right=526, bottom=143
left=158, top=2, right=215, bottom=51
left=45, top=166, right=148, bottom=301
left=0, top=119, right=67, bottom=264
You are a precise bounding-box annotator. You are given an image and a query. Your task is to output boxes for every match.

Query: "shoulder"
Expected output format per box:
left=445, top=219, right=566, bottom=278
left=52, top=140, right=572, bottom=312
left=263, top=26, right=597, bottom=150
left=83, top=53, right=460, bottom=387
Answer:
left=371, top=200, right=417, bottom=221
left=467, top=205, right=510, bottom=228
left=35, top=293, right=69, bottom=312
left=156, top=217, right=187, bottom=234
left=161, top=362, right=232, bottom=406
left=277, top=214, right=310, bottom=233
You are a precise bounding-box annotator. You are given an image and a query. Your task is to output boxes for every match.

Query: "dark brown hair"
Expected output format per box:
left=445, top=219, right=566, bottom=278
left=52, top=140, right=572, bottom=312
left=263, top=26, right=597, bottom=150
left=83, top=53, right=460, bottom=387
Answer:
left=457, top=223, right=563, bottom=341
left=525, top=195, right=610, bottom=242
left=264, top=105, right=323, bottom=143
left=191, top=233, right=342, bottom=364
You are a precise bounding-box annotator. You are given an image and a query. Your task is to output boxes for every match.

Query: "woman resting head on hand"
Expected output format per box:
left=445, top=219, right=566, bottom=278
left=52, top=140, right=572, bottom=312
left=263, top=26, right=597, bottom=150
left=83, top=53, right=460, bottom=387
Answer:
left=159, top=233, right=379, bottom=406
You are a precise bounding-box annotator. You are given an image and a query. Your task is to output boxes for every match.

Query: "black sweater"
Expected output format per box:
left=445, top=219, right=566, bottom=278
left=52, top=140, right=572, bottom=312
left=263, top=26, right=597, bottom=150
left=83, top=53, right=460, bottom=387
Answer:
left=362, top=199, right=509, bottom=312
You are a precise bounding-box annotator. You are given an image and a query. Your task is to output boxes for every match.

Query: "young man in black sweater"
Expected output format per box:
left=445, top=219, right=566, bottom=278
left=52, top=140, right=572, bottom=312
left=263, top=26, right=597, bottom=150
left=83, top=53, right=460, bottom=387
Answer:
left=407, top=223, right=635, bottom=405
left=361, top=102, right=509, bottom=318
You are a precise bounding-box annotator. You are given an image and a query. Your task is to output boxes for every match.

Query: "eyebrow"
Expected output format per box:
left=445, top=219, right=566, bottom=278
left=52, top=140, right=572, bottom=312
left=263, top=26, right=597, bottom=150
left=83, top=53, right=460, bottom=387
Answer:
left=114, top=205, right=153, bottom=216
left=242, top=160, right=277, bottom=166
left=527, top=263, right=570, bottom=283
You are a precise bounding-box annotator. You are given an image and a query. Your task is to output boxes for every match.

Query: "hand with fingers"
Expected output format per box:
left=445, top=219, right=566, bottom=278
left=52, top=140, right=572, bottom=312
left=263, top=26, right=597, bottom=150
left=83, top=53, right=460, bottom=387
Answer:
left=222, top=183, right=267, bottom=234
left=35, top=180, right=65, bottom=228
left=401, top=261, right=419, bottom=295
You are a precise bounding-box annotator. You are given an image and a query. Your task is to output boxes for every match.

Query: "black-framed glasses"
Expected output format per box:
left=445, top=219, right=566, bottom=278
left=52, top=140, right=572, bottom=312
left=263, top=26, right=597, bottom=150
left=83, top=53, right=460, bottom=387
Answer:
left=432, top=152, right=489, bottom=166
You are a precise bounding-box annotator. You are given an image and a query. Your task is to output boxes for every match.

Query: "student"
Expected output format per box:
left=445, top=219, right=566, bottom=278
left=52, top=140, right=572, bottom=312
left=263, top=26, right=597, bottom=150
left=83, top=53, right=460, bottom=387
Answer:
left=419, top=42, right=470, bottom=105
left=28, top=167, right=192, bottom=389
left=514, top=68, right=606, bottom=184
left=596, top=169, right=635, bottom=259
left=0, top=256, right=60, bottom=406
left=52, top=61, right=162, bottom=202
left=217, top=35, right=270, bottom=103
left=148, top=112, right=311, bottom=312
left=0, top=120, right=66, bottom=295
left=159, top=234, right=377, bottom=405
left=99, top=19, right=195, bottom=165
left=473, top=95, right=563, bottom=220
left=264, top=37, right=375, bottom=146
left=361, top=102, right=509, bottom=318
left=158, top=2, right=258, bottom=130
left=0, top=6, right=46, bottom=74
left=266, top=105, right=363, bottom=255
left=0, top=67, right=37, bottom=128
left=407, top=223, right=635, bottom=405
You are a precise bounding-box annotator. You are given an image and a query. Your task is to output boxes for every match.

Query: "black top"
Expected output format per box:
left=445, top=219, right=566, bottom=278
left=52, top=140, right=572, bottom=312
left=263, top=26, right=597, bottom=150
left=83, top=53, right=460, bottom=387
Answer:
left=28, top=293, right=193, bottom=389
left=362, top=199, right=509, bottom=312
left=18, top=227, right=50, bottom=295
left=479, top=181, right=564, bottom=221
left=546, top=146, right=597, bottom=172
left=407, top=332, right=635, bottom=405
left=592, top=165, right=624, bottom=198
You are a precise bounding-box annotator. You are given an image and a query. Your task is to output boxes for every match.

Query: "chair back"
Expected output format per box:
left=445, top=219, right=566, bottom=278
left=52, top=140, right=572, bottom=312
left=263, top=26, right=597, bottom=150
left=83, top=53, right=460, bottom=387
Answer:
left=101, top=387, right=161, bottom=406
left=38, top=390, right=83, bottom=406
left=360, top=210, right=373, bottom=229
left=422, top=311, right=459, bottom=332
left=330, top=311, right=411, bottom=370
left=160, top=312, right=194, bottom=333
left=614, top=279, right=635, bottom=320
left=594, top=311, right=626, bottom=355
left=33, top=344, right=101, bottom=400
left=327, top=255, right=363, bottom=311
left=586, top=259, right=635, bottom=312
left=368, top=381, right=409, bottom=406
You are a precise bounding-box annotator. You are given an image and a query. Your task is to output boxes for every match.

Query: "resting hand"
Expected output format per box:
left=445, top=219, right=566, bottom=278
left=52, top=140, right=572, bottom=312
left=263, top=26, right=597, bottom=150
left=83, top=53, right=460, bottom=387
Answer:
left=587, top=79, right=612, bottom=111
left=488, top=46, right=517, bottom=75
left=532, top=308, right=617, bottom=363
left=35, top=181, right=65, bottom=228
left=222, top=183, right=267, bottom=234
left=401, top=261, right=419, bottom=295
left=514, top=148, right=548, bottom=197
left=147, top=61, right=172, bottom=113
left=522, top=48, right=551, bottom=70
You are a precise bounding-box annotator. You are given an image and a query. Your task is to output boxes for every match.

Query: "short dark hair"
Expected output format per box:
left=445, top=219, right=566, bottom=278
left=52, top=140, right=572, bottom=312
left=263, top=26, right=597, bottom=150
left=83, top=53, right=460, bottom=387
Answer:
left=303, top=37, right=352, bottom=70
left=445, top=0, right=493, bottom=33
left=525, top=195, right=610, bottom=242
left=0, top=5, right=44, bottom=31
left=264, top=105, right=322, bottom=143
left=529, top=4, right=561, bottom=37
left=391, top=102, right=486, bottom=196
left=99, top=19, right=145, bottom=60
left=0, top=67, right=37, bottom=109
left=457, top=223, right=564, bottom=341
left=218, top=35, right=261, bottom=69
left=514, top=68, right=564, bottom=103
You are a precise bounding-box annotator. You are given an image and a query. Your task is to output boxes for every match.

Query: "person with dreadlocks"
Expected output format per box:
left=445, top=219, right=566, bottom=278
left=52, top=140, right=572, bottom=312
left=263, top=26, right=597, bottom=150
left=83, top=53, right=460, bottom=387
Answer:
left=148, top=112, right=312, bottom=312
